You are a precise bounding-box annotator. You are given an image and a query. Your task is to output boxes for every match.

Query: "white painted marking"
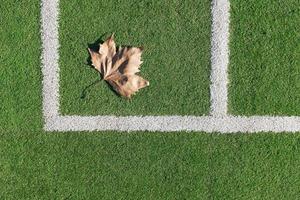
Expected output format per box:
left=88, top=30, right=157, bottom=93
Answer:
left=41, top=0, right=60, bottom=124
left=41, top=0, right=300, bottom=133
left=210, top=0, right=230, bottom=117
left=45, top=116, right=300, bottom=133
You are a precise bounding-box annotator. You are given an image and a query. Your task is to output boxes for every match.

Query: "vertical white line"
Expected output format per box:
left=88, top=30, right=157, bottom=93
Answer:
left=41, top=0, right=60, bottom=127
left=210, top=0, right=230, bottom=117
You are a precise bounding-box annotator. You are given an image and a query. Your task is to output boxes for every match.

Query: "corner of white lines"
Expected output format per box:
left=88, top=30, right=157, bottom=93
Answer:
left=40, top=0, right=300, bottom=133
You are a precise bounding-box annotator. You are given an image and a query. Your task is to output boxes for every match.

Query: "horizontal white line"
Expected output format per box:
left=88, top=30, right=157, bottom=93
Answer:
left=45, top=116, right=300, bottom=133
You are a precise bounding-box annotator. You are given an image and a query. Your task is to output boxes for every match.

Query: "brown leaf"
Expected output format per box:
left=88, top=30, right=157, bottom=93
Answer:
left=88, top=34, right=149, bottom=98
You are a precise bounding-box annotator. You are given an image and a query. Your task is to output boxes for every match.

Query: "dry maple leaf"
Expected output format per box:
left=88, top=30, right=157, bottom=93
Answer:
left=88, top=34, right=149, bottom=98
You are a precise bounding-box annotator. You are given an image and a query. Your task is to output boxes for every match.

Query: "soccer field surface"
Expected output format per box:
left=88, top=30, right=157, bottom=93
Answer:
left=1, top=0, right=300, bottom=199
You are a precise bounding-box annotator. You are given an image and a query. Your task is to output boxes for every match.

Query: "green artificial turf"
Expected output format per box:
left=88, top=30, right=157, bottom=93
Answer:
left=229, top=0, right=300, bottom=116
left=59, top=0, right=212, bottom=116
left=3, top=132, right=300, bottom=200
left=0, top=1, right=42, bottom=132
left=2, top=0, right=300, bottom=199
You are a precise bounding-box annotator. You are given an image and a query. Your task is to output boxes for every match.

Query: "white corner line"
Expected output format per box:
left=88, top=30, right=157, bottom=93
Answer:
left=41, top=0, right=300, bottom=133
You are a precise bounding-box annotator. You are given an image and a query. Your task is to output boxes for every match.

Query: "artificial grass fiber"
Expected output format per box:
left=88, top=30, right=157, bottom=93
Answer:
left=59, top=0, right=212, bottom=116
left=1, top=0, right=300, bottom=199
left=229, top=0, right=300, bottom=116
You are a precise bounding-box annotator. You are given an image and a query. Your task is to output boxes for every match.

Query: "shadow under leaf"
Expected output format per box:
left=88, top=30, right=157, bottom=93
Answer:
left=80, top=78, right=102, bottom=99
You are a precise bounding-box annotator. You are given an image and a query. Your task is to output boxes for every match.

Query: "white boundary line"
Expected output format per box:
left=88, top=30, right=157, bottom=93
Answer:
left=41, top=0, right=300, bottom=133
left=45, top=116, right=300, bottom=133
left=41, top=0, right=60, bottom=125
left=210, top=0, right=230, bottom=117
